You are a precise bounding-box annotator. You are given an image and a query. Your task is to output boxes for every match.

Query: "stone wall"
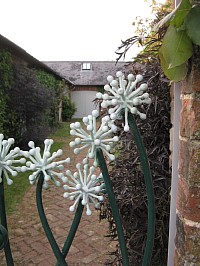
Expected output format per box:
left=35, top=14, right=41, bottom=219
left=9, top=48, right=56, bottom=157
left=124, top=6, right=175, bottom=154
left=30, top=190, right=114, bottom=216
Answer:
left=174, top=63, right=200, bottom=265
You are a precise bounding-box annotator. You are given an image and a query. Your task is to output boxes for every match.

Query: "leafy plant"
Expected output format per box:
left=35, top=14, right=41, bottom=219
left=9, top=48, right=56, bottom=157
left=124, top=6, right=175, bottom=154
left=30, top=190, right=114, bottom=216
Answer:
left=6, top=64, right=54, bottom=148
left=36, top=69, right=57, bottom=90
left=157, top=0, right=200, bottom=81
left=100, top=64, right=171, bottom=265
left=100, top=1, right=172, bottom=265
left=62, top=96, right=77, bottom=121
left=36, top=69, right=59, bottom=127
left=0, top=50, right=13, bottom=132
left=116, top=1, right=172, bottom=65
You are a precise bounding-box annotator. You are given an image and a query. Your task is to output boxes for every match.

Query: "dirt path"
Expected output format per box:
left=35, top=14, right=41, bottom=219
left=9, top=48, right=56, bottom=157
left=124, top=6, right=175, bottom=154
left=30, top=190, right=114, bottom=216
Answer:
left=0, top=127, right=116, bottom=265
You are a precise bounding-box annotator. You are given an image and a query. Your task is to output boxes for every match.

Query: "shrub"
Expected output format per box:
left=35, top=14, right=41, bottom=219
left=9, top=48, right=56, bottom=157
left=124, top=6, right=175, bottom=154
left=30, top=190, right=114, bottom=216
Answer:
left=100, top=63, right=171, bottom=265
left=62, top=96, right=77, bottom=121
left=5, top=64, right=53, bottom=148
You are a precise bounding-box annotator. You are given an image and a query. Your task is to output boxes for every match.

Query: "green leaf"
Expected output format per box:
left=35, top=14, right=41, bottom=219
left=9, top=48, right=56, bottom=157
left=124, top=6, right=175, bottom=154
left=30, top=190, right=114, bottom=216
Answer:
left=153, top=0, right=191, bottom=31
left=159, top=47, right=188, bottom=82
left=160, top=25, right=193, bottom=68
left=185, top=6, right=200, bottom=45
left=153, top=10, right=176, bottom=32
left=170, top=0, right=191, bottom=27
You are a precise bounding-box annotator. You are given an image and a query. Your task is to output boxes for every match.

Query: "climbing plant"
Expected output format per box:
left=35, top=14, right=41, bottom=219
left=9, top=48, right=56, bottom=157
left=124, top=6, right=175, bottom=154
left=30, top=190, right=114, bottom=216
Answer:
left=157, top=0, right=200, bottom=81
left=35, top=69, right=59, bottom=127
left=0, top=50, right=13, bottom=132
left=36, top=69, right=57, bottom=90
left=5, top=64, right=54, bottom=147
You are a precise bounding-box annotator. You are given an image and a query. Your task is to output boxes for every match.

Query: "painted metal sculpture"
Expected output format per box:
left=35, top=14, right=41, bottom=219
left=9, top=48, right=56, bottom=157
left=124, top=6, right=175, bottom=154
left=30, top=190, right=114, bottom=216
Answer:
left=0, top=72, right=155, bottom=266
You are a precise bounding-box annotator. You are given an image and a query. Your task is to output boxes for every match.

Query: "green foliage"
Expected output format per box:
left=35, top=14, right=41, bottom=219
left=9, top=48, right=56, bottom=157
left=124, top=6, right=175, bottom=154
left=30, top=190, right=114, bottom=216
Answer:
left=62, top=96, right=77, bottom=121
left=0, top=50, right=13, bottom=91
left=35, top=69, right=61, bottom=127
left=116, top=1, right=172, bottom=64
left=159, top=24, right=193, bottom=81
left=36, top=69, right=57, bottom=90
left=170, top=0, right=191, bottom=27
left=157, top=1, right=200, bottom=81
left=159, top=48, right=188, bottom=81
left=160, top=25, right=193, bottom=68
left=185, top=6, right=200, bottom=45
left=0, top=50, right=13, bottom=132
left=5, top=64, right=54, bottom=147
left=0, top=50, right=64, bottom=147
left=50, top=122, right=71, bottom=138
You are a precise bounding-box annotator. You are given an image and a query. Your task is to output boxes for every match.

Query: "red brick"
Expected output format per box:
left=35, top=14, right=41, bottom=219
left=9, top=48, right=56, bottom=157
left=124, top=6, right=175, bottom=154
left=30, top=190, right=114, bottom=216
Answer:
left=189, top=140, right=200, bottom=184
left=190, top=97, right=200, bottom=138
left=178, top=139, right=190, bottom=179
left=178, top=139, right=200, bottom=186
left=192, top=68, right=200, bottom=92
left=176, top=178, right=200, bottom=222
left=174, top=214, right=200, bottom=265
left=180, top=97, right=200, bottom=139
left=181, top=68, right=200, bottom=93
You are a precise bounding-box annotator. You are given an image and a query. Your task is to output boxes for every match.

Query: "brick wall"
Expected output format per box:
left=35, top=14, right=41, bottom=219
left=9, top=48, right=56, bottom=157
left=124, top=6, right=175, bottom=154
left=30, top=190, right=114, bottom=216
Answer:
left=174, top=65, right=200, bottom=265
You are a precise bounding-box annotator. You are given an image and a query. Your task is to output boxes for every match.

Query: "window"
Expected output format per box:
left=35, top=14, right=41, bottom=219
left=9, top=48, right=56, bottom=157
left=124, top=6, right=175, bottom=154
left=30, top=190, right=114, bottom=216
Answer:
left=82, top=63, right=91, bottom=70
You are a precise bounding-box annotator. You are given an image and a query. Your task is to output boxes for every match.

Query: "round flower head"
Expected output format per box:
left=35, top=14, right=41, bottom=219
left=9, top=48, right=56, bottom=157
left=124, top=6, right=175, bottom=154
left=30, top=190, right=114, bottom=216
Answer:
left=96, top=71, right=151, bottom=132
left=0, top=134, right=26, bottom=185
left=21, top=139, right=70, bottom=189
left=69, top=110, right=119, bottom=166
left=63, top=163, right=104, bottom=215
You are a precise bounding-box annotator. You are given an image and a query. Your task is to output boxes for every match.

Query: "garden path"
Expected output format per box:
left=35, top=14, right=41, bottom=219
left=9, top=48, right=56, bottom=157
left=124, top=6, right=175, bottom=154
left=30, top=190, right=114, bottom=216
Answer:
left=0, top=126, right=116, bottom=266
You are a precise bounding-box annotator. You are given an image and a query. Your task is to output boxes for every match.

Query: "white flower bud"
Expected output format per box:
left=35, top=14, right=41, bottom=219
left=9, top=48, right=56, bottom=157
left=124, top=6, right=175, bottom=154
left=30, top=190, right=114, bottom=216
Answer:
left=107, top=75, right=114, bottom=83
left=104, top=84, right=110, bottom=91
left=92, top=110, right=99, bottom=117
left=116, top=71, right=123, bottom=77
left=136, top=74, right=143, bottom=82
left=128, top=74, right=135, bottom=81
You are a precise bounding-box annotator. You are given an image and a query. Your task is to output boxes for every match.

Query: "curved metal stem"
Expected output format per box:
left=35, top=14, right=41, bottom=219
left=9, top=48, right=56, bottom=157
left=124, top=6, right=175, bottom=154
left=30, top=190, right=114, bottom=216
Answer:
left=128, top=112, right=155, bottom=266
left=56, top=201, right=84, bottom=266
left=0, top=176, right=14, bottom=266
left=61, top=201, right=84, bottom=257
left=96, top=148, right=130, bottom=266
left=36, top=172, right=67, bottom=266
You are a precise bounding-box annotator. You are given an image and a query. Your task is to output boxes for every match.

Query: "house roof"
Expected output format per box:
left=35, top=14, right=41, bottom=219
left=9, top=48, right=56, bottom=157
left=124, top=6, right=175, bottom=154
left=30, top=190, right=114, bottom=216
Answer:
left=0, top=34, right=64, bottom=80
left=43, top=61, right=141, bottom=86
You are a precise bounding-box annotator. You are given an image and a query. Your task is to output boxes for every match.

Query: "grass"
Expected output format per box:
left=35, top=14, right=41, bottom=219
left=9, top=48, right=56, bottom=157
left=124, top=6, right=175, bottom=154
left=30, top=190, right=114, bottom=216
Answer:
left=3, top=122, right=72, bottom=214
left=50, top=122, right=71, bottom=138
left=4, top=172, right=31, bottom=214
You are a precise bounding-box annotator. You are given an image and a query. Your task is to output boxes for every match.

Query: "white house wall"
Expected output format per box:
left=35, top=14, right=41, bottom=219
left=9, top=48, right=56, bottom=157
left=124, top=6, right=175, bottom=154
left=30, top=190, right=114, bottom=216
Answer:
left=71, top=90, right=98, bottom=118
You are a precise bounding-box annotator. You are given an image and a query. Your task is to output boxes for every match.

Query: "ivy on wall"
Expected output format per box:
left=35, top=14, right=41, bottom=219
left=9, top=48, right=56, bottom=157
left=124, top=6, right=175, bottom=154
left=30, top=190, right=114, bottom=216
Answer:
left=36, top=69, right=57, bottom=90
left=6, top=64, right=55, bottom=147
left=35, top=69, right=59, bottom=127
left=0, top=50, right=66, bottom=147
left=0, top=50, right=13, bottom=132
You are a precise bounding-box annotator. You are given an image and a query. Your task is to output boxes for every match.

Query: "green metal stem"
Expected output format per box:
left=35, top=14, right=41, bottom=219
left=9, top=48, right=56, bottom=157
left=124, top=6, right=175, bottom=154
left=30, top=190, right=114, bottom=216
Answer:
left=56, top=201, right=84, bottom=266
left=96, top=148, right=130, bottom=266
left=128, top=112, right=155, bottom=266
left=0, top=176, right=14, bottom=266
left=36, top=173, right=67, bottom=266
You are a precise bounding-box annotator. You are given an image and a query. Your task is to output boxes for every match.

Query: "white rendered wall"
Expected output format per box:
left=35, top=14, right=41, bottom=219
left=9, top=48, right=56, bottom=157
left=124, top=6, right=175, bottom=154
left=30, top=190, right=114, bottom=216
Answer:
left=71, top=91, right=98, bottom=118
